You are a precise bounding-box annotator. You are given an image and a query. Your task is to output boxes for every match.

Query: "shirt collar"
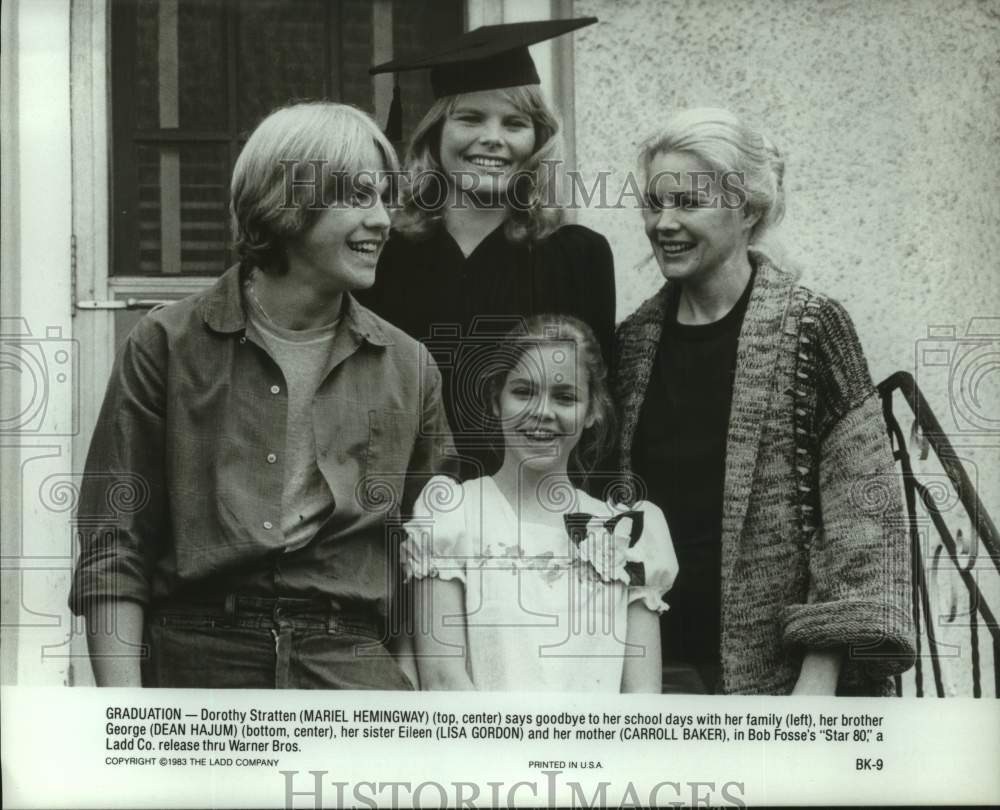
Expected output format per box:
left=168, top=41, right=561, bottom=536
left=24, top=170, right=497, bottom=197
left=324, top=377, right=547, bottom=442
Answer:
left=199, top=263, right=248, bottom=334
left=200, top=262, right=392, bottom=347
left=341, top=292, right=393, bottom=347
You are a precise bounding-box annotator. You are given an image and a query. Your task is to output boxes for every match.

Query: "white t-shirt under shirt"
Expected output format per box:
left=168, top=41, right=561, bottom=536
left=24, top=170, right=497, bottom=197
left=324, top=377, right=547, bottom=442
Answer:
left=402, top=476, right=678, bottom=692
left=248, top=307, right=339, bottom=553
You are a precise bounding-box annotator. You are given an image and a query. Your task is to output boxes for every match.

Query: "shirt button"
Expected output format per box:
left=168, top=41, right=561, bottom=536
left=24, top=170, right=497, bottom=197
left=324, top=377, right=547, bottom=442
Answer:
left=266, top=453, right=277, bottom=463
left=263, top=521, right=274, bottom=530
left=270, top=384, right=280, bottom=395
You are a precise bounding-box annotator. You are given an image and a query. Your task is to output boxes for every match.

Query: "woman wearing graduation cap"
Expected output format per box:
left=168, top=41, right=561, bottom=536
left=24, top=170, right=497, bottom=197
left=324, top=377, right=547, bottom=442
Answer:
left=362, top=18, right=615, bottom=482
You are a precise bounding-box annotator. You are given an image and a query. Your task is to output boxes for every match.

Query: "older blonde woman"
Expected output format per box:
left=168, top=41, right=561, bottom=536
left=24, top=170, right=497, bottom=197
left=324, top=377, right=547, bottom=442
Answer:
left=615, top=107, right=915, bottom=695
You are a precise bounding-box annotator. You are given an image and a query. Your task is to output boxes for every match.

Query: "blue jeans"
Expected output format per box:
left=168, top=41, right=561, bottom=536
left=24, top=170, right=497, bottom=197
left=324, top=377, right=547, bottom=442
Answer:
left=142, top=595, right=414, bottom=690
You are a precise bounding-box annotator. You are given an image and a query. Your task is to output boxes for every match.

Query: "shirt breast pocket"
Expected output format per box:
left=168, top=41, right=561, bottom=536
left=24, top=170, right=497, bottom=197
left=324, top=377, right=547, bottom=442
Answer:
left=318, top=401, right=418, bottom=514
left=366, top=408, right=417, bottom=473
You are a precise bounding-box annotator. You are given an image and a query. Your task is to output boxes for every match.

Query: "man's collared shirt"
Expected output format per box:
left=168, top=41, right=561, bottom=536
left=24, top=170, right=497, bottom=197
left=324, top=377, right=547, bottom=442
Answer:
left=69, top=264, right=454, bottom=622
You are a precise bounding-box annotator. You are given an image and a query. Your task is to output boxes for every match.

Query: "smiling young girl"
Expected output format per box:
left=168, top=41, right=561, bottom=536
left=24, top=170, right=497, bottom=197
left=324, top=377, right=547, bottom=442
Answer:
left=403, top=315, right=677, bottom=692
left=360, top=20, right=615, bottom=481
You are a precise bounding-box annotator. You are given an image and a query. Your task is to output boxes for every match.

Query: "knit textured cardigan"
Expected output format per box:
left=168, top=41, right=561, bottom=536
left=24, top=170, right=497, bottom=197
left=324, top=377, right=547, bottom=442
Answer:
left=615, top=252, right=916, bottom=695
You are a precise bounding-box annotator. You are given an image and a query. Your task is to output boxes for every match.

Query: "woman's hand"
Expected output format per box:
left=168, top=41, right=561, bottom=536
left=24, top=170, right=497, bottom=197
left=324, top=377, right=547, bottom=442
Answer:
left=791, top=649, right=843, bottom=695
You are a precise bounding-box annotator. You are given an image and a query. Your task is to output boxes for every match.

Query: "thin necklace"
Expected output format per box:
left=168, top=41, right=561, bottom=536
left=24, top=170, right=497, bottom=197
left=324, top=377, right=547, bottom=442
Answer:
left=244, top=269, right=274, bottom=323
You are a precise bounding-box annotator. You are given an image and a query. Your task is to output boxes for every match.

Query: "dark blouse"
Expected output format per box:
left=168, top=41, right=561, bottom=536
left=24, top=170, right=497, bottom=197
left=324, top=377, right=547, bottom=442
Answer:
left=358, top=223, right=616, bottom=479
left=632, top=270, right=756, bottom=673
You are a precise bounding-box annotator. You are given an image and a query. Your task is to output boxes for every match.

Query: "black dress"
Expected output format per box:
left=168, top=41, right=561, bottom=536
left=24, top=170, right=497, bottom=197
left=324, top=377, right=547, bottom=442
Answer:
left=357, top=222, right=616, bottom=479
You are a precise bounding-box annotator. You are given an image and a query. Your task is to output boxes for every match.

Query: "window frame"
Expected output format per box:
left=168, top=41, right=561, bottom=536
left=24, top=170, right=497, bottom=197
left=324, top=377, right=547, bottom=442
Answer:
left=109, top=0, right=350, bottom=279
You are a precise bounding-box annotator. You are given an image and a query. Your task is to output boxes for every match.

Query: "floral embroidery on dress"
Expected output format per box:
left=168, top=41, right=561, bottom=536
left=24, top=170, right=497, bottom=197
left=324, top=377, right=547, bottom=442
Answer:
left=476, top=542, right=565, bottom=584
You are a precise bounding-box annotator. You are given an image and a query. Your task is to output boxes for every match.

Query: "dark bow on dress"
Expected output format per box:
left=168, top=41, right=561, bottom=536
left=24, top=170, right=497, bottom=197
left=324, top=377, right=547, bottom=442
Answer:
left=563, top=510, right=646, bottom=586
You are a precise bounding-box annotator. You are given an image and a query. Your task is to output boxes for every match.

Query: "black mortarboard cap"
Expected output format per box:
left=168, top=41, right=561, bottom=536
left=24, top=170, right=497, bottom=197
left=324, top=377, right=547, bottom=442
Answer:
left=371, top=17, right=598, bottom=139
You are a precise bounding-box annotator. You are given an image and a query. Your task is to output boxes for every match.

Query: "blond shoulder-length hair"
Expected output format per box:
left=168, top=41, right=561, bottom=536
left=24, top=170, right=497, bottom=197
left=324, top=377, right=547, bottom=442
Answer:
left=230, top=102, right=399, bottom=275
left=393, top=86, right=564, bottom=244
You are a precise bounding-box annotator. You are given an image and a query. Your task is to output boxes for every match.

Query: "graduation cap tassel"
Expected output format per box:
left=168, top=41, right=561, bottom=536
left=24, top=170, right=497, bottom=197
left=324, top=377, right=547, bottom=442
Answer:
left=385, top=82, right=402, bottom=143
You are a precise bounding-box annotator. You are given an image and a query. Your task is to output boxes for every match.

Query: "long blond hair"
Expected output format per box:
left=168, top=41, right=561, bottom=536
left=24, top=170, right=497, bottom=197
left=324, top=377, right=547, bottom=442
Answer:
left=393, top=86, right=564, bottom=244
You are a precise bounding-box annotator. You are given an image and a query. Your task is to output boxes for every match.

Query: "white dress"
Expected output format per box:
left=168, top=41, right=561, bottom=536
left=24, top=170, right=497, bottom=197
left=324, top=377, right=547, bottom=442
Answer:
left=402, top=476, right=678, bottom=692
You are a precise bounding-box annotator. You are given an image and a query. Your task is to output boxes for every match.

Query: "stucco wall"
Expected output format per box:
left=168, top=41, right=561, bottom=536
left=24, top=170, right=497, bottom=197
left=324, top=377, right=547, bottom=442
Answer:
left=574, top=0, right=999, bottom=343
left=572, top=0, right=1000, bottom=695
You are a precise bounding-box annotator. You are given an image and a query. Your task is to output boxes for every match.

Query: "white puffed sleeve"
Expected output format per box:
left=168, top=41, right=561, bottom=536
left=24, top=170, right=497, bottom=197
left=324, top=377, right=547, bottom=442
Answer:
left=401, top=475, right=470, bottom=583
left=626, top=501, right=679, bottom=613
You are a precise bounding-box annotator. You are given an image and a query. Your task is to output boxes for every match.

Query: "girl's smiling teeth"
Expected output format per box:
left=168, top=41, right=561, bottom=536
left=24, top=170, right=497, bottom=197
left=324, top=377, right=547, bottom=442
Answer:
left=347, top=239, right=381, bottom=254
left=520, top=428, right=560, bottom=443
left=466, top=155, right=511, bottom=169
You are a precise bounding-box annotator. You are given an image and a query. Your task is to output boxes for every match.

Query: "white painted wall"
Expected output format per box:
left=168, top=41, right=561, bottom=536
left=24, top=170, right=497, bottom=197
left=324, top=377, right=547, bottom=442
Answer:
left=1, top=0, right=77, bottom=686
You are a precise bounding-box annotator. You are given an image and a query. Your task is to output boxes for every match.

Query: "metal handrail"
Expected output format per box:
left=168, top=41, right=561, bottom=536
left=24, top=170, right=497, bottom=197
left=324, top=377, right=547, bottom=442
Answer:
left=878, top=371, right=1000, bottom=574
left=913, top=478, right=1000, bottom=697
left=878, top=371, right=1000, bottom=697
